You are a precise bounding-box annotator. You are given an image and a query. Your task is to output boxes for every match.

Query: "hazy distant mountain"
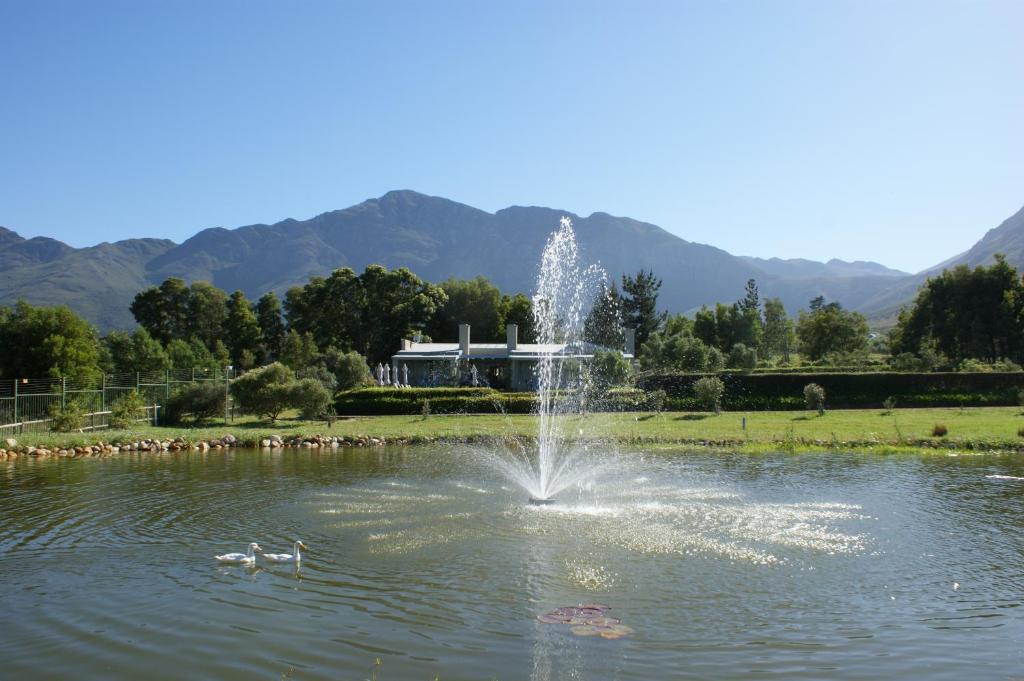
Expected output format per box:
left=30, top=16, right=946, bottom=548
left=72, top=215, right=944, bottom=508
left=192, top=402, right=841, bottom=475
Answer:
left=855, top=203, right=1024, bottom=323
left=1, top=192, right=1021, bottom=331
left=740, top=256, right=909, bottom=280
left=0, top=228, right=174, bottom=329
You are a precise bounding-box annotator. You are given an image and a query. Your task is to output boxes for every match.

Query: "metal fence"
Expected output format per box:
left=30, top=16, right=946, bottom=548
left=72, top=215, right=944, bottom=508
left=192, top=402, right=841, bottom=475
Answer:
left=0, top=367, right=232, bottom=435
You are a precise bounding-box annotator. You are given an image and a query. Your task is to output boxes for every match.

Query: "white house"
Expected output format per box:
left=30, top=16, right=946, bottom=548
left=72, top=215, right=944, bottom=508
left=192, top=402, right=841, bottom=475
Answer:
left=391, top=323, right=635, bottom=391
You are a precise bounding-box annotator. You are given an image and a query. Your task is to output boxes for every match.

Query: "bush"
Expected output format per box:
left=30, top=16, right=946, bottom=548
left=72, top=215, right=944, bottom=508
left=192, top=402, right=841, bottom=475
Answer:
left=590, top=349, right=633, bottom=389
left=296, top=364, right=338, bottom=392
left=693, top=376, right=725, bottom=413
left=726, top=343, right=758, bottom=371
left=230, top=363, right=295, bottom=422
left=290, top=378, right=333, bottom=420
left=109, top=390, right=147, bottom=429
left=335, top=351, right=374, bottom=390
left=165, top=382, right=226, bottom=424
left=804, top=383, right=826, bottom=414
left=1018, top=427, right=1024, bottom=438
left=882, top=397, right=897, bottom=414
left=932, top=424, right=948, bottom=437
left=48, top=400, right=85, bottom=432
left=1018, top=389, right=1024, bottom=408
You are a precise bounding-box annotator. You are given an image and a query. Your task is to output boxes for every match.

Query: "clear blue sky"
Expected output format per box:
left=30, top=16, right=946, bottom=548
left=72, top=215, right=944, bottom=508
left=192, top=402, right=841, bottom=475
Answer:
left=1, top=1, right=1021, bottom=273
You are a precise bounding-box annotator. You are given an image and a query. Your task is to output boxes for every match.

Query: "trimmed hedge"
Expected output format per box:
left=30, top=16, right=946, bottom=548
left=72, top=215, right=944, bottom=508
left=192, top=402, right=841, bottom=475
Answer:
left=335, top=386, right=667, bottom=415
left=639, top=372, right=1024, bottom=410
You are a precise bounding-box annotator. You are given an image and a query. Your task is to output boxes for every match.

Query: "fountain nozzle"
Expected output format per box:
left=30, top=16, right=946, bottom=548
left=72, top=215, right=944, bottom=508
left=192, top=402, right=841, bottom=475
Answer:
left=528, top=497, right=557, bottom=506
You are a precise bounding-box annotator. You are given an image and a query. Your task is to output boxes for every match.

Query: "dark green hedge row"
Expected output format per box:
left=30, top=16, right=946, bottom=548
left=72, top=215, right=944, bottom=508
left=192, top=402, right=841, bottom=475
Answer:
left=639, top=372, right=1024, bottom=409
left=335, top=387, right=666, bottom=415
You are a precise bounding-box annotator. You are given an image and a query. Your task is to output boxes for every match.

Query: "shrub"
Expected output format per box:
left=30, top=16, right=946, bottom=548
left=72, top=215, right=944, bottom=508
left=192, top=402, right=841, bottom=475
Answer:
left=1018, top=427, right=1024, bottom=438
left=693, top=376, right=725, bottom=413
left=726, top=343, right=758, bottom=371
left=932, top=424, right=948, bottom=437
left=1018, top=389, right=1024, bottom=408
left=335, top=351, right=374, bottom=390
left=958, top=358, right=993, bottom=373
left=421, top=399, right=431, bottom=420
left=165, top=382, right=226, bottom=424
left=48, top=400, right=85, bottom=432
left=230, top=362, right=295, bottom=422
left=645, top=388, right=667, bottom=413
left=804, top=383, right=826, bottom=415
left=290, top=378, right=333, bottom=420
left=108, top=390, right=147, bottom=429
left=296, top=364, right=338, bottom=392
left=589, top=349, right=633, bottom=388
left=882, top=397, right=897, bottom=414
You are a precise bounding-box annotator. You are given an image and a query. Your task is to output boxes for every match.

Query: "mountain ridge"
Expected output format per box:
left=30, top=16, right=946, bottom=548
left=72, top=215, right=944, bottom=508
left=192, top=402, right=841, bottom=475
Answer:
left=1, top=191, right=1021, bottom=331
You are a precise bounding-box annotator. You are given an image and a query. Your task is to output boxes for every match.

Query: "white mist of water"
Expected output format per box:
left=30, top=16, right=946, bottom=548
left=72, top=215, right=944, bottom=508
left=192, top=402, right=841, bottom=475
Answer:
left=488, top=217, right=610, bottom=501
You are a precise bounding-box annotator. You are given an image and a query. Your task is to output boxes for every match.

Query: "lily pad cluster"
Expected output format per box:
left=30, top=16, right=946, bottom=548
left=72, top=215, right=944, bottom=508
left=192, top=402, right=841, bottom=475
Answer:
left=536, top=604, right=634, bottom=639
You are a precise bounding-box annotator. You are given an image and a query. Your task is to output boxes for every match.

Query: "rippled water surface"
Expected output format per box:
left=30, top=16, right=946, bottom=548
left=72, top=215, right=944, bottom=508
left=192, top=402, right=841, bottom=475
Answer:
left=3, top=446, right=1024, bottom=680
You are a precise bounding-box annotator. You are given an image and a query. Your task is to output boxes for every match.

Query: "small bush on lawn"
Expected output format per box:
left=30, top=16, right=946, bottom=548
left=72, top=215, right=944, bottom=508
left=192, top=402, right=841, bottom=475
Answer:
left=108, top=390, right=148, bottom=429
left=882, top=397, right=897, bottom=414
left=804, top=383, right=826, bottom=415
left=932, top=424, right=948, bottom=437
left=290, top=378, right=333, bottom=420
left=693, top=376, right=725, bottom=414
left=165, top=382, right=226, bottom=424
left=230, top=363, right=296, bottom=423
left=1018, top=427, right=1024, bottom=438
left=48, top=400, right=85, bottom=432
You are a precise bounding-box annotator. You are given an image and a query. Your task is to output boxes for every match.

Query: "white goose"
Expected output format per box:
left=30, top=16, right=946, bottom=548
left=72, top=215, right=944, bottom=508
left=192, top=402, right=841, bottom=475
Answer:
left=263, top=540, right=308, bottom=563
left=215, top=542, right=262, bottom=565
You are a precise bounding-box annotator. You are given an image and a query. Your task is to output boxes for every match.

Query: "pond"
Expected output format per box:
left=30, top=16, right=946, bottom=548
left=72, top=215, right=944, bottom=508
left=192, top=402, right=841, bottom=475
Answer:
left=2, top=446, right=1023, bottom=680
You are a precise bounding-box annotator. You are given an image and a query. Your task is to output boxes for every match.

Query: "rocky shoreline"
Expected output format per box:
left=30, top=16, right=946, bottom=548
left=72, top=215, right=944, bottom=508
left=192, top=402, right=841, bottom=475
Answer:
left=0, top=433, right=412, bottom=460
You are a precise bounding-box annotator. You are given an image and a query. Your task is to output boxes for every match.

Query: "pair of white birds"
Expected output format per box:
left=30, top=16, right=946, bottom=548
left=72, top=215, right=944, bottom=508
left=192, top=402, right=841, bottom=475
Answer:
left=215, top=540, right=307, bottom=565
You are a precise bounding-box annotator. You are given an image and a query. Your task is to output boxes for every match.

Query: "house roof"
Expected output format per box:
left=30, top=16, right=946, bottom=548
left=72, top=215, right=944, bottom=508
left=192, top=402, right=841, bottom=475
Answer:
left=391, top=341, right=633, bottom=362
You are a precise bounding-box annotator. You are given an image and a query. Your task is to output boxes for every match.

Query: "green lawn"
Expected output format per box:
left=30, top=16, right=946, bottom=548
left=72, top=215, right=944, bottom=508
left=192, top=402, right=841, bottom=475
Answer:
left=13, top=406, right=1024, bottom=454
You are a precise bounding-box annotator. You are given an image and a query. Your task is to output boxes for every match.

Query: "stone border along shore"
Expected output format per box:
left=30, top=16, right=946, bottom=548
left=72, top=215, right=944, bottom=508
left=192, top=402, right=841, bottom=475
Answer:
left=0, top=434, right=415, bottom=460
left=2, top=432, right=1023, bottom=460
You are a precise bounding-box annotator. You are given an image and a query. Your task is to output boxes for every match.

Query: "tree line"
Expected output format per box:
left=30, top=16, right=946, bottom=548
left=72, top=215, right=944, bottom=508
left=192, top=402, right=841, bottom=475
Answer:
left=4, top=254, right=1024, bottom=385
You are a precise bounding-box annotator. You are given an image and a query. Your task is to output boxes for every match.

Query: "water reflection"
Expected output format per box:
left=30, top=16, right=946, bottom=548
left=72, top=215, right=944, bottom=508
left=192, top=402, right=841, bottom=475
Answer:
left=1, top=447, right=1023, bottom=680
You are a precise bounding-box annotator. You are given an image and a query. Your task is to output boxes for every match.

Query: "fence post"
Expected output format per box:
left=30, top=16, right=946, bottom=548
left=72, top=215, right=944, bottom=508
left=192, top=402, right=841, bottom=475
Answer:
left=101, top=374, right=106, bottom=411
left=191, top=367, right=195, bottom=383
left=61, top=377, right=66, bottom=410
left=224, top=366, right=230, bottom=425
left=13, top=379, right=18, bottom=424
left=165, top=369, right=170, bottom=404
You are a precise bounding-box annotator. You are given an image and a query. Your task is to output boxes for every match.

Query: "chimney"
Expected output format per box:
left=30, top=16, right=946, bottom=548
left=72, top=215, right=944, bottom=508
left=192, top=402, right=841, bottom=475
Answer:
left=459, top=323, right=471, bottom=355
left=624, top=328, right=636, bottom=356
left=506, top=323, right=518, bottom=351
left=400, top=338, right=412, bottom=350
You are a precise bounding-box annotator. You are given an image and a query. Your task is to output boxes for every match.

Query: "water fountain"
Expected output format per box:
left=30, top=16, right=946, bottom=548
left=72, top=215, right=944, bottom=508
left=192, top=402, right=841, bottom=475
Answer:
left=490, top=217, right=610, bottom=504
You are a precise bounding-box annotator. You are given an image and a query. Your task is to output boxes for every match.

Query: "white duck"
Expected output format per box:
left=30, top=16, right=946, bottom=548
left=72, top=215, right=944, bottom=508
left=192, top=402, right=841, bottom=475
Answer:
left=215, top=542, right=262, bottom=565
left=262, top=540, right=308, bottom=563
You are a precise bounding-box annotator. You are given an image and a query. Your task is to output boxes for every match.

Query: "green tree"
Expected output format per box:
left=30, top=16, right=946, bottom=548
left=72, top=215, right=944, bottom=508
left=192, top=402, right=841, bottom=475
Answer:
left=641, top=328, right=724, bottom=372
left=223, top=290, right=261, bottom=367
left=255, top=291, right=286, bottom=361
left=733, top=279, right=764, bottom=349
left=890, top=255, right=1024, bottom=364
left=501, top=293, right=536, bottom=343
left=621, top=269, right=667, bottom=356
left=352, top=265, right=448, bottom=364
left=584, top=281, right=625, bottom=349
left=761, top=297, right=795, bottom=361
left=188, top=281, right=228, bottom=349
left=280, top=330, right=318, bottom=370
left=428, top=276, right=504, bottom=341
left=796, top=298, right=870, bottom=361
left=0, top=302, right=103, bottom=381
left=693, top=376, right=725, bottom=413
left=104, top=328, right=170, bottom=374
left=130, top=277, right=192, bottom=345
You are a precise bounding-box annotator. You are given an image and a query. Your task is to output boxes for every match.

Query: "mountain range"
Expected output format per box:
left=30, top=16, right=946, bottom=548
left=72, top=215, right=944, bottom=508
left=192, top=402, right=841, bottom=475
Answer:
left=1, top=190, right=1022, bottom=332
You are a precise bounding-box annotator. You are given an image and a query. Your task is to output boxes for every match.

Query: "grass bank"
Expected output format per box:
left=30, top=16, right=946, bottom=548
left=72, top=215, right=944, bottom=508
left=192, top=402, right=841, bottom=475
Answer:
left=7, top=406, right=1024, bottom=455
